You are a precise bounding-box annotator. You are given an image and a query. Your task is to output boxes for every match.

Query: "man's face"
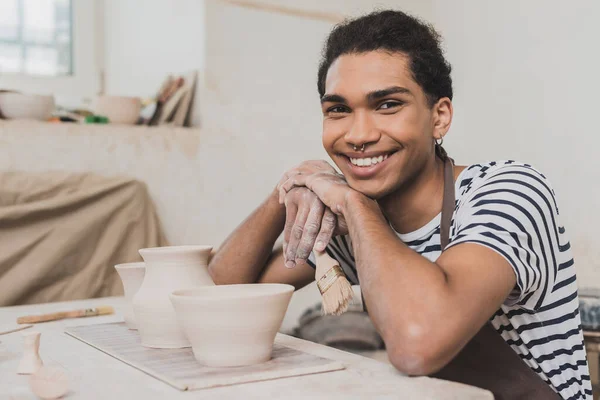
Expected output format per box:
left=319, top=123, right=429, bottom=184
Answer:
left=321, top=50, right=438, bottom=199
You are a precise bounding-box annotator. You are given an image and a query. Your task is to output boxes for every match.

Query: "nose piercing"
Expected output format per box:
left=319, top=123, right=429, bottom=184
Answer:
left=353, top=144, right=366, bottom=152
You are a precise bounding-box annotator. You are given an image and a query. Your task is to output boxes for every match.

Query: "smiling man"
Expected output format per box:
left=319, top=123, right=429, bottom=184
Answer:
left=208, top=10, right=591, bottom=399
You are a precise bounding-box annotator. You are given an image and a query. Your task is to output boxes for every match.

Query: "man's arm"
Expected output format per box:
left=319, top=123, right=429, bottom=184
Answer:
left=277, top=163, right=557, bottom=376
left=343, top=193, right=516, bottom=375
left=208, top=188, right=317, bottom=290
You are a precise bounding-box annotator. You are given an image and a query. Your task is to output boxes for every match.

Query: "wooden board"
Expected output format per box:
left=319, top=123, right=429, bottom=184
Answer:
left=65, top=323, right=345, bottom=391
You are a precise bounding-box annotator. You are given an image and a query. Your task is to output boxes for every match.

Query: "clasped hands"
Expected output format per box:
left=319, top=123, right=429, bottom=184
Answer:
left=276, top=160, right=356, bottom=269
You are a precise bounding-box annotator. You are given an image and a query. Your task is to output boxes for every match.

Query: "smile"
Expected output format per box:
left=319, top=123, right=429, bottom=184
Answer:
left=349, top=154, right=389, bottom=167
left=341, top=151, right=397, bottom=179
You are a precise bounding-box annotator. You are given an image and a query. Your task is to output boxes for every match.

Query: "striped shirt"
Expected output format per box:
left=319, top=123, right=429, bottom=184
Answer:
left=309, top=160, right=591, bottom=399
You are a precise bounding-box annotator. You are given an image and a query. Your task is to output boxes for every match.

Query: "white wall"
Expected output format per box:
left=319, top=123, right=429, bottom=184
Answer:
left=102, top=0, right=431, bottom=128
left=431, top=0, right=600, bottom=285
left=103, top=0, right=206, bottom=126
left=198, top=0, right=433, bottom=219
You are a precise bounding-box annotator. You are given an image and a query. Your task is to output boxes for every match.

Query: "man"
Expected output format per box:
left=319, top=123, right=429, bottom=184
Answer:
left=209, top=10, right=591, bottom=399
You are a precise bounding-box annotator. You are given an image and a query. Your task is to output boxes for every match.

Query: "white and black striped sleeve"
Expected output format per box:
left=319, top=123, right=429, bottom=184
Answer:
left=448, top=164, right=560, bottom=311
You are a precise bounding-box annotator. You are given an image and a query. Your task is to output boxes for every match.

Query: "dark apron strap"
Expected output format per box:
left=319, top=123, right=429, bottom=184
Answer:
left=440, top=157, right=455, bottom=249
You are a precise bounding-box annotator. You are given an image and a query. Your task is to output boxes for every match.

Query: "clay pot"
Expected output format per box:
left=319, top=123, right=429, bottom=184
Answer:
left=170, top=283, right=294, bottom=367
left=95, top=95, right=141, bottom=125
left=17, top=331, right=43, bottom=374
left=0, top=93, right=55, bottom=120
left=114, top=262, right=145, bottom=329
left=29, top=366, right=69, bottom=399
left=133, top=246, right=214, bottom=348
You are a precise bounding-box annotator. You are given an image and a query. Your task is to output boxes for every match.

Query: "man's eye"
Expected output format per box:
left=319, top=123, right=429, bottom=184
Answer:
left=378, top=101, right=402, bottom=110
left=327, top=106, right=349, bottom=114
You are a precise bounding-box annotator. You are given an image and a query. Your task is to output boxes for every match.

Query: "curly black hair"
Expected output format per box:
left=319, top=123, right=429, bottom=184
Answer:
left=317, top=10, right=453, bottom=107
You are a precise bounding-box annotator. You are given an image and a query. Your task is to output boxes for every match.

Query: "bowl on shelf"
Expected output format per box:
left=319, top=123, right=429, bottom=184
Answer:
left=95, top=95, right=141, bottom=125
left=170, top=283, right=294, bottom=367
left=0, top=92, right=55, bottom=121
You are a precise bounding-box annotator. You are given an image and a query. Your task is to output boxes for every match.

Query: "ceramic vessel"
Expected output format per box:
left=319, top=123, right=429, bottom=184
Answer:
left=133, top=246, right=214, bottom=348
left=0, top=93, right=55, bottom=120
left=17, top=331, right=43, bottom=374
left=29, top=366, right=69, bottom=399
left=170, top=283, right=294, bottom=367
left=95, top=95, right=141, bottom=124
left=114, top=262, right=146, bottom=329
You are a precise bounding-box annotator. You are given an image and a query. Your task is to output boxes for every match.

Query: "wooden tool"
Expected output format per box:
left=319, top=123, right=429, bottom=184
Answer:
left=0, top=323, right=33, bottom=336
left=17, top=306, right=114, bottom=324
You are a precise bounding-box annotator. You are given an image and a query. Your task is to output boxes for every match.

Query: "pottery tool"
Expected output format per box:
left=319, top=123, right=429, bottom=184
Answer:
left=0, top=323, right=33, bottom=336
left=17, top=306, right=114, bottom=324
left=314, top=250, right=353, bottom=316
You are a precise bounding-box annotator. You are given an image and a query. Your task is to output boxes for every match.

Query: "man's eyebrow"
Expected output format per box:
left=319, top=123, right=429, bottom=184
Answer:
left=367, top=86, right=412, bottom=102
left=320, top=94, right=347, bottom=104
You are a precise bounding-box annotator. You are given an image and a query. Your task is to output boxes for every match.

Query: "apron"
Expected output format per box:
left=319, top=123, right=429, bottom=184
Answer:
left=364, top=150, right=560, bottom=400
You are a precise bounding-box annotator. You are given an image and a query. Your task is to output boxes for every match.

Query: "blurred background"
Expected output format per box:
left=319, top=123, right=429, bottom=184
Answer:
left=0, top=0, right=599, bottom=372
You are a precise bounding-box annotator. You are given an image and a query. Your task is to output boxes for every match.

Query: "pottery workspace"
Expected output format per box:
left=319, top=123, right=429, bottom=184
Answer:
left=2, top=1, right=599, bottom=399
left=1, top=243, right=489, bottom=398
left=0, top=242, right=492, bottom=399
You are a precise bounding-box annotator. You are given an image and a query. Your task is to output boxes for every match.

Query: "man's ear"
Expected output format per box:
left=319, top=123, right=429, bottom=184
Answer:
left=432, top=97, right=453, bottom=141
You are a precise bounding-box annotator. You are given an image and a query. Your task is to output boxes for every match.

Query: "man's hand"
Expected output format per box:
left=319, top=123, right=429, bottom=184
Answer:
left=282, top=187, right=348, bottom=269
left=279, top=168, right=360, bottom=216
left=277, top=160, right=338, bottom=203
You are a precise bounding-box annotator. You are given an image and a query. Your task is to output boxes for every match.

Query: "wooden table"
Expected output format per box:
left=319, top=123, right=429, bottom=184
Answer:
left=0, top=297, right=492, bottom=399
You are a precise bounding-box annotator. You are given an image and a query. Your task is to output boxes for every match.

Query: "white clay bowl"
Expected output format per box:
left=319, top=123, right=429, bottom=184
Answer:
left=94, top=95, right=141, bottom=125
left=0, top=93, right=55, bottom=120
left=170, top=284, right=294, bottom=367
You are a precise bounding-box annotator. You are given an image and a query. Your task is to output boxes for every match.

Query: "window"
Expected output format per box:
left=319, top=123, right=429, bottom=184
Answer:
left=0, top=0, right=72, bottom=77
left=0, top=1, right=101, bottom=99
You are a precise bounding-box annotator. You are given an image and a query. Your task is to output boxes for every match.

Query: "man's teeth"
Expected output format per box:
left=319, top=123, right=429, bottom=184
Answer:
left=350, top=154, right=388, bottom=167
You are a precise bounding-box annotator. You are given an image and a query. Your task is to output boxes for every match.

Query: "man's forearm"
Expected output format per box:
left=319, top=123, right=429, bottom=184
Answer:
left=342, top=193, right=449, bottom=350
left=208, top=189, right=286, bottom=284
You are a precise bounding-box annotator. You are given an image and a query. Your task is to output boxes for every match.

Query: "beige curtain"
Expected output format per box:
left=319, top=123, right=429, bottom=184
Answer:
left=0, top=172, right=168, bottom=306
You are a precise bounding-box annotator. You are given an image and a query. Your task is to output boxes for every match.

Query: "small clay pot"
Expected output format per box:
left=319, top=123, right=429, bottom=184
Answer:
left=114, top=262, right=146, bottom=329
left=0, top=93, right=55, bottom=120
left=29, top=366, right=69, bottom=399
left=95, top=95, right=141, bottom=124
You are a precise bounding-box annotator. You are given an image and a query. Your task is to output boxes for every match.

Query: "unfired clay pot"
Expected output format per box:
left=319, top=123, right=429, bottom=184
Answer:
left=0, top=93, right=55, bottom=120
left=170, top=283, right=294, bottom=367
left=17, top=331, right=43, bottom=374
left=29, top=366, right=69, bottom=400
left=133, top=246, right=214, bottom=348
left=114, top=262, right=145, bottom=329
left=95, top=95, right=141, bottom=125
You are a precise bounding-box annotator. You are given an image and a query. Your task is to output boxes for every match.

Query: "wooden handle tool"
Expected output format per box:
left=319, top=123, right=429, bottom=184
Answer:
left=17, top=306, right=114, bottom=324
left=314, top=250, right=353, bottom=315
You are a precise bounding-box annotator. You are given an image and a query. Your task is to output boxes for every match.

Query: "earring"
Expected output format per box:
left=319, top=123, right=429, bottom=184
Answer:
left=435, top=136, right=444, bottom=146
